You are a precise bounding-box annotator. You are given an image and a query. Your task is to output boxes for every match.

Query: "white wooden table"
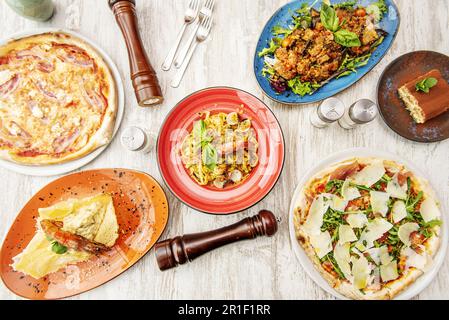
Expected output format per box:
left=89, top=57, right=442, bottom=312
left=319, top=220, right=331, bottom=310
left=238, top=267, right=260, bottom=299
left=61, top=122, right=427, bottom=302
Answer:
left=1, top=0, right=448, bottom=300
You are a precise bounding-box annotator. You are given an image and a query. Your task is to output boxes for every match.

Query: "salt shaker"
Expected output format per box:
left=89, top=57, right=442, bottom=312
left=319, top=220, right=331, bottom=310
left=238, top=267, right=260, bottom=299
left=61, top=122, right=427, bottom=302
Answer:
left=310, top=97, right=345, bottom=128
left=121, top=126, right=153, bottom=153
left=338, top=99, right=378, bottom=129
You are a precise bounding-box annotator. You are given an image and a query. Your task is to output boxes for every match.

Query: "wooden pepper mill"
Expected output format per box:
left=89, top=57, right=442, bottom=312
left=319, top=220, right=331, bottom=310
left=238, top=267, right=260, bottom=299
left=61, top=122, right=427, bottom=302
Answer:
left=155, top=210, right=278, bottom=271
left=109, top=0, right=163, bottom=106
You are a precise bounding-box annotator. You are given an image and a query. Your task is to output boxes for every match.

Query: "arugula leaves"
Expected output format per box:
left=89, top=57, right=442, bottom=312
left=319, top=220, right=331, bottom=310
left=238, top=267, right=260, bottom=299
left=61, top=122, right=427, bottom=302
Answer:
left=415, top=77, right=438, bottom=93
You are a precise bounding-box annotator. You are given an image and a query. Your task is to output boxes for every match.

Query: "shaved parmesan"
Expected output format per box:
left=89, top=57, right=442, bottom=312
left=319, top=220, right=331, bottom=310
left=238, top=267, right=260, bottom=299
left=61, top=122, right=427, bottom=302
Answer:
left=334, top=243, right=352, bottom=280
left=309, top=231, right=332, bottom=259
left=370, top=191, right=390, bottom=217
left=331, top=195, right=348, bottom=212
left=398, top=222, right=419, bottom=246
left=420, top=198, right=441, bottom=223
left=346, top=213, right=368, bottom=229
left=356, top=218, right=393, bottom=251
left=402, top=247, right=428, bottom=270
left=342, top=179, right=361, bottom=201
left=386, top=174, right=407, bottom=200
left=352, top=162, right=385, bottom=187
left=391, top=201, right=407, bottom=223
left=303, top=195, right=330, bottom=236
left=379, top=245, right=393, bottom=265
left=352, top=255, right=370, bottom=289
left=338, top=225, right=357, bottom=244
left=364, top=247, right=381, bottom=265
left=380, top=260, right=399, bottom=282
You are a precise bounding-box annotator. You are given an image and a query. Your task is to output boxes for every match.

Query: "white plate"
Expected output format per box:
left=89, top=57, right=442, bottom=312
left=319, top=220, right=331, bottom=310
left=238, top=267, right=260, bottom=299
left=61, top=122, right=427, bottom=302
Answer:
left=288, top=147, right=448, bottom=300
left=0, top=28, right=124, bottom=176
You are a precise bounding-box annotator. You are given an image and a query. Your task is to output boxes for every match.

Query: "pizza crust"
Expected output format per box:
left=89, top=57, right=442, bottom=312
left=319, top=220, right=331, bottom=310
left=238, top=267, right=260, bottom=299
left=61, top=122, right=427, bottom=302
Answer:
left=293, top=157, right=442, bottom=300
left=0, top=32, right=117, bottom=165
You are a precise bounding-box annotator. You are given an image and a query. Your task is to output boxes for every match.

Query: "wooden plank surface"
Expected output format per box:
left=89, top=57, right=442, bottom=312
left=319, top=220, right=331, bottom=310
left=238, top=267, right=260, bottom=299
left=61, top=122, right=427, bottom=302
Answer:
left=0, top=0, right=448, bottom=300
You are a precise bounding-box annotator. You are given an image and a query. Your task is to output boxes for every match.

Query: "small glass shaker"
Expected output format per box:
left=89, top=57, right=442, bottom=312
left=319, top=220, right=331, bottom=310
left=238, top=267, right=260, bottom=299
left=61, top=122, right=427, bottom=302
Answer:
left=338, top=99, right=378, bottom=129
left=5, top=0, right=54, bottom=22
left=310, top=97, right=345, bottom=128
left=121, top=126, right=153, bottom=154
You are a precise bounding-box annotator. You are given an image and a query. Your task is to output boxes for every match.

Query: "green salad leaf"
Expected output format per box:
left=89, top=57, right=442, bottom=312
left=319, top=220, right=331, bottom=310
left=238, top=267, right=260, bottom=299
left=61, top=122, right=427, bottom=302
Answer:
left=334, top=29, right=362, bottom=47
left=287, top=77, right=321, bottom=96
left=258, top=39, right=280, bottom=57
left=320, top=3, right=340, bottom=32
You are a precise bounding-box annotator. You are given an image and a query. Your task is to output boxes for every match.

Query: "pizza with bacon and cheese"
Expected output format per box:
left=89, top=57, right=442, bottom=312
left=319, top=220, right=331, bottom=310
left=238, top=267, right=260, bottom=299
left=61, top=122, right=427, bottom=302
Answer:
left=0, top=32, right=117, bottom=165
left=293, top=157, right=442, bottom=300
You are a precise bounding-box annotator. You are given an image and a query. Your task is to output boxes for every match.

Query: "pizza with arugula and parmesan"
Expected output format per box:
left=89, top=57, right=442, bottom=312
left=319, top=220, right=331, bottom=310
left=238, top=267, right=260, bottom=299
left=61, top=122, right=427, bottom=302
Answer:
left=293, top=157, right=442, bottom=300
left=0, top=32, right=117, bottom=165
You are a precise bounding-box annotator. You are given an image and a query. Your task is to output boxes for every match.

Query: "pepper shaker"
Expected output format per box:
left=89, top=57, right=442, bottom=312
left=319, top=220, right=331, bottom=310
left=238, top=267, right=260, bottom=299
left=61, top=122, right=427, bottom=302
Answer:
left=310, top=97, right=345, bottom=128
left=109, top=0, right=163, bottom=107
left=338, top=99, right=378, bottom=129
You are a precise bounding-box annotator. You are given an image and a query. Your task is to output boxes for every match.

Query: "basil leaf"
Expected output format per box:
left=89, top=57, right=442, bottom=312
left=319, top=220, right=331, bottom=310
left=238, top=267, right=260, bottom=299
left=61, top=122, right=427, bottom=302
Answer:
left=193, top=120, right=206, bottom=140
left=334, top=29, right=361, bottom=47
left=320, top=3, right=340, bottom=32
left=51, top=241, right=68, bottom=255
left=415, top=77, right=438, bottom=93
left=202, top=144, right=218, bottom=170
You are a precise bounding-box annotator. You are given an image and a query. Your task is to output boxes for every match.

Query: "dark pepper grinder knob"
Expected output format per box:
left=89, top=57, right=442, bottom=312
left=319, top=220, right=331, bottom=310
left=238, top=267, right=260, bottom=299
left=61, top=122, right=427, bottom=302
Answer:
left=109, top=0, right=163, bottom=107
left=154, top=210, right=278, bottom=271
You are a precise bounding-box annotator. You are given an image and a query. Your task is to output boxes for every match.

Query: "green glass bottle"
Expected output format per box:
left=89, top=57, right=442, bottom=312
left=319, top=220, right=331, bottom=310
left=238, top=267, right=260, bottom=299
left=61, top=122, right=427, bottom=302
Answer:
left=5, top=0, right=54, bottom=22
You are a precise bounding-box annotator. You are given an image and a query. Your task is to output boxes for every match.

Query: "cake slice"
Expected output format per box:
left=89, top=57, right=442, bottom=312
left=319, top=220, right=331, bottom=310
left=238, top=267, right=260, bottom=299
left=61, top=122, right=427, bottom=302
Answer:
left=398, top=69, right=449, bottom=124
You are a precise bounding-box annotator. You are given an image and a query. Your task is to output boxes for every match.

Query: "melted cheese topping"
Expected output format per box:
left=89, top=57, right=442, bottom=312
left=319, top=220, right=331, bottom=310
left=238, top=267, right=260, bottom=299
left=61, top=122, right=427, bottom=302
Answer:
left=0, top=35, right=110, bottom=161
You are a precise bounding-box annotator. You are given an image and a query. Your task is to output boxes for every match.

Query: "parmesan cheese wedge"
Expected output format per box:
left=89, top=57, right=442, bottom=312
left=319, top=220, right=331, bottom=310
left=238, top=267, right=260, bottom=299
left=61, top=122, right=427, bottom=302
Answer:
left=391, top=200, right=407, bottom=223
left=303, top=195, right=330, bottom=236
left=352, top=162, right=385, bottom=187
left=386, top=174, right=407, bottom=200
left=398, top=222, right=419, bottom=246
left=364, top=247, right=381, bottom=265
left=352, top=255, right=370, bottom=289
left=356, top=218, right=393, bottom=251
left=334, top=243, right=352, bottom=280
left=309, top=231, right=333, bottom=259
left=331, top=195, right=348, bottom=212
left=342, top=179, right=361, bottom=201
left=370, top=191, right=390, bottom=217
left=338, top=224, right=357, bottom=244
left=346, top=213, right=368, bottom=229
left=380, top=260, right=399, bottom=282
left=420, top=198, right=441, bottom=223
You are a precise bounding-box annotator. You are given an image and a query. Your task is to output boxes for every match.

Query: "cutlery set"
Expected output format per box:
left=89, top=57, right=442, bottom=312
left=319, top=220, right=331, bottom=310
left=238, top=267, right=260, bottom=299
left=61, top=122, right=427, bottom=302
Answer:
left=162, top=0, right=215, bottom=87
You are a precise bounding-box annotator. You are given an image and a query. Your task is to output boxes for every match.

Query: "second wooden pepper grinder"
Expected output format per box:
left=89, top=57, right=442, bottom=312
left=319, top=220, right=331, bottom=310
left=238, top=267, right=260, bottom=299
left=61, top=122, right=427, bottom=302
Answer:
left=109, top=0, right=163, bottom=107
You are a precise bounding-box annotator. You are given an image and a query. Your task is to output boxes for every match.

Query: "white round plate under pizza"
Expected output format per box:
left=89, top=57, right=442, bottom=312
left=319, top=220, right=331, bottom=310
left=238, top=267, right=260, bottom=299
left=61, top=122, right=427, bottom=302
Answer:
left=0, top=29, right=124, bottom=175
left=289, top=148, right=447, bottom=300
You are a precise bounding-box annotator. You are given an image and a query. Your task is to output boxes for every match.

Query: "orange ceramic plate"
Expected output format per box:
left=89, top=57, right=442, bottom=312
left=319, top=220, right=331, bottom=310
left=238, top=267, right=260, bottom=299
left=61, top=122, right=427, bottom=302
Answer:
left=0, top=169, right=169, bottom=300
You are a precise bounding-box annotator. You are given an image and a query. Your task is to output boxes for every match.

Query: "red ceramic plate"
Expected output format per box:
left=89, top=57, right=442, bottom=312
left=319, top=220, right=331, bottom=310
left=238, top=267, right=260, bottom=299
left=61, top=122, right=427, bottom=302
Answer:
left=157, top=87, right=285, bottom=214
left=0, top=169, right=169, bottom=300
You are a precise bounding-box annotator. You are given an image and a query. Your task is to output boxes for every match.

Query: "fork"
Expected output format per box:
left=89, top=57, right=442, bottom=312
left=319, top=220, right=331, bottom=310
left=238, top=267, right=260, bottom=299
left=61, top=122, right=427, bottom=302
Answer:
left=161, top=0, right=200, bottom=71
left=171, top=16, right=213, bottom=88
left=174, top=0, right=215, bottom=68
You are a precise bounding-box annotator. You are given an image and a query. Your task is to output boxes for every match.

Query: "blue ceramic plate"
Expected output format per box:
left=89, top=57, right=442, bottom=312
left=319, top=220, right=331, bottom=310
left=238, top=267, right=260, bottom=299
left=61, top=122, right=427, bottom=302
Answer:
left=254, top=0, right=400, bottom=105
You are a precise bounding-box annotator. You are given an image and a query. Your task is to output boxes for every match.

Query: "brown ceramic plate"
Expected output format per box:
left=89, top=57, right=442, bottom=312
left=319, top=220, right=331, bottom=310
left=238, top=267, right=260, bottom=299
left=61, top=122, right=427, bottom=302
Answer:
left=0, top=169, right=169, bottom=300
left=377, top=51, right=449, bottom=143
